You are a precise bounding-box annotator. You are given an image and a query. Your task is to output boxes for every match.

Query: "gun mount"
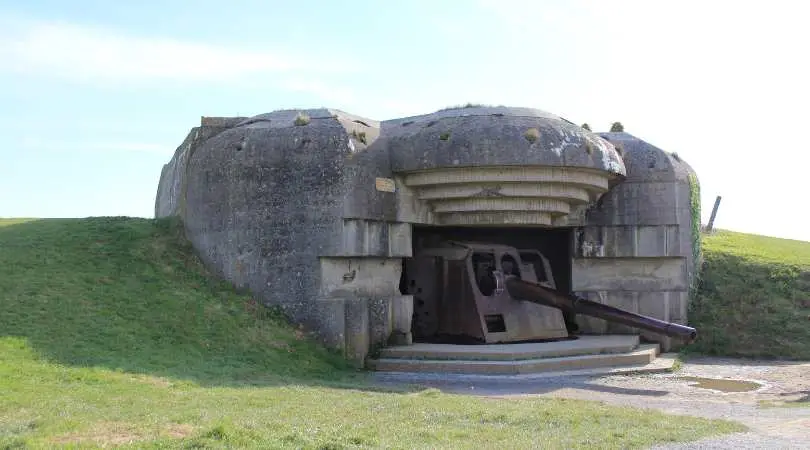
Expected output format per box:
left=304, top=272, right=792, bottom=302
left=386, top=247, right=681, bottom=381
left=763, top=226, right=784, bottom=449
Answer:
left=403, top=241, right=697, bottom=344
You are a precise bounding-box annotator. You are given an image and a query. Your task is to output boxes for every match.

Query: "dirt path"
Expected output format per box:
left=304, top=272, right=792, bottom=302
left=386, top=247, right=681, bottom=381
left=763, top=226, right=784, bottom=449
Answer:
left=532, top=358, right=810, bottom=449
left=373, top=357, right=810, bottom=449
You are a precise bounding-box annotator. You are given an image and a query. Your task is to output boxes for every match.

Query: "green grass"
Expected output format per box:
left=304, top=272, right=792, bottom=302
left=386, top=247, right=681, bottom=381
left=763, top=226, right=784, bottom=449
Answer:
left=0, top=217, right=744, bottom=448
left=687, top=229, right=810, bottom=360
left=0, top=218, right=36, bottom=227
left=0, top=217, right=351, bottom=385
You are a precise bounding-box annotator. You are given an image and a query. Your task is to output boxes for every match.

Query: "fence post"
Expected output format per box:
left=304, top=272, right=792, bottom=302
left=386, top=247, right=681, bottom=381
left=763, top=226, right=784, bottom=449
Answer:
left=705, top=195, right=722, bottom=232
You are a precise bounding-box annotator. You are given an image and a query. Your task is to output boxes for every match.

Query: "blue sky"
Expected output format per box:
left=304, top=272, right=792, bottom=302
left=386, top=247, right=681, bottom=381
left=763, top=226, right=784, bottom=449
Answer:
left=1, top=1, right=808, bottom=241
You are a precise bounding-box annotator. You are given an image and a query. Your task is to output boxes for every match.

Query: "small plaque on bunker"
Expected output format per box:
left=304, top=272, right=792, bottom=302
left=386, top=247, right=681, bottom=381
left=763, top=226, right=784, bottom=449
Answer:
left=375, top=177, right=396, bottom=193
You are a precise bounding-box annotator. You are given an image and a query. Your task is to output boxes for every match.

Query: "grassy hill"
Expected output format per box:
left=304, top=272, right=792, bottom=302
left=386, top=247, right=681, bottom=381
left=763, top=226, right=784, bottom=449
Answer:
left=0, top=217, right=351, bottom=384
left=0, top=218, right=742, bottom=448
left=688, top=229, right=810, bottom=360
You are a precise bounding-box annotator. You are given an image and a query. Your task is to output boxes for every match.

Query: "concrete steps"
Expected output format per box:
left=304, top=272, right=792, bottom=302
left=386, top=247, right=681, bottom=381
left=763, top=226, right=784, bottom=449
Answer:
left=368, top=335, right=668, bottom=376
left=378, top=335, right=641, bottom=361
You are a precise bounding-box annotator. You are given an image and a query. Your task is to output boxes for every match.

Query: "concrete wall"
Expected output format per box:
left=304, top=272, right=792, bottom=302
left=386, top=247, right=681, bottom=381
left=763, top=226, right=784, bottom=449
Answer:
left=155, top=110, right=410, bottom=366
left=567, top=132, right=700, bottom=351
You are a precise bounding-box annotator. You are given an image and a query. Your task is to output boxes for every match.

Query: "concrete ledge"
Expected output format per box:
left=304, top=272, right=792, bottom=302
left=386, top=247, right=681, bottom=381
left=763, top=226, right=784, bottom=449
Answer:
left=200, top=116, right=248, bottom=127
left=372, top=352, right=678, bottom=383
left=369, top=344, right=660, bottom=375
left=572, top=257, right=687, bottom=291
left=400, top=166, right=611, bottom=226
left=379, top=335, right=640, bottom=361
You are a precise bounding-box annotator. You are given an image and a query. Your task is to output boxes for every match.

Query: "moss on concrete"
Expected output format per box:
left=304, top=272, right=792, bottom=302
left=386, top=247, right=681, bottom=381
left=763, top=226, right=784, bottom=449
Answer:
left=688, top=173, right=702, bottom=298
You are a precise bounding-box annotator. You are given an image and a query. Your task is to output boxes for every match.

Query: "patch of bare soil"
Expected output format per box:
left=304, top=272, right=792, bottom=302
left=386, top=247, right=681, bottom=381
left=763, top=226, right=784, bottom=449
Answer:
left=51, top=421, right=145, bottom=447
left=128, top=374, right=174, bottom=387
left=165, top=423, right=195, bottom=439
left=51, top=421, right=197, bottom=447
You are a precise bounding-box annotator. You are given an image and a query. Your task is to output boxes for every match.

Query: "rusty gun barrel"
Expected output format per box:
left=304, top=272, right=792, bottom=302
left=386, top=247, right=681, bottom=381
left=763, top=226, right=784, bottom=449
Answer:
left=503, top=275, right=697, bottom=343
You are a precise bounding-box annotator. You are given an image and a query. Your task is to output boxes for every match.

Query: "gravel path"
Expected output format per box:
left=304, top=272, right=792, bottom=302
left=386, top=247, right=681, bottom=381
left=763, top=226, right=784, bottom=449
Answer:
left=373, top=357, right=810, bottom=449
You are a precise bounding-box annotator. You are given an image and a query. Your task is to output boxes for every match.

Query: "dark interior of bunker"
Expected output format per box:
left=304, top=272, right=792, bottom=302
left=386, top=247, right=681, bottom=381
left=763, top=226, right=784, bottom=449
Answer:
left=399, top=226, right=578, bottom=344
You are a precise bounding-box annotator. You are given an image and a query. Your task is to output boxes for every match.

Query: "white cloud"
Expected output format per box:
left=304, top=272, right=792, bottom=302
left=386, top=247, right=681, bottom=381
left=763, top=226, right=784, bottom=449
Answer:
left=0, top=18, right=355, bottom=83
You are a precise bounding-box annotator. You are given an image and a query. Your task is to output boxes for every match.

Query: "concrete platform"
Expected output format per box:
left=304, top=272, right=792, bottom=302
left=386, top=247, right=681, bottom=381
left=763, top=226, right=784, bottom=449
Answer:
left=368, top=335, right=675, bottom=376
left=373, top=353, right=679, bottom=383
left=378, top=335, right=641, bottom=361
left=369, top=343, right=660, bottom=375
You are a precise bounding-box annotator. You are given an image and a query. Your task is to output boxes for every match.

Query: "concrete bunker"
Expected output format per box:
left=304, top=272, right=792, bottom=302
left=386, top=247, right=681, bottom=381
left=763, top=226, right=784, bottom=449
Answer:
left=154, top=105, right=703, bottom=368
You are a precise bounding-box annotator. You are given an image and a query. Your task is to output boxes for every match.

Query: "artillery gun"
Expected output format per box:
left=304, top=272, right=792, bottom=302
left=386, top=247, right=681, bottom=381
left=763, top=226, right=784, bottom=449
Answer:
left=403, top=241, right=696, bottom=344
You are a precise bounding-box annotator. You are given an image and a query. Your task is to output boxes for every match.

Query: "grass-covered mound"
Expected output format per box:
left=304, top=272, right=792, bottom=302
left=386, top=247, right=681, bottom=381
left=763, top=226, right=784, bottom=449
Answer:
left=0, top=217, right=351, bottom=385
left=0, top=218, right=743, bottom=448
left=688, top=229, right=810, bottom=360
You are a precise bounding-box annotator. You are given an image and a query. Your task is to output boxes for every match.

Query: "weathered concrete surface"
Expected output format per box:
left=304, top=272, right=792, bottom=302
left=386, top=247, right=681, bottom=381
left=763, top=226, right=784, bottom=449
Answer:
left=383, top=106, right=625, bottom=175
left=572, top=257, right=687, bottom=292
left=563, top=132, right=700, bottom=352
left=379, top=335, right=641, bottom=361
left=398, top=166, right=613, bottom=226
left=369, top=344, right=660, bottom=375
left=381, top=107, right=626, bottom=226
left=155, top=109, right=407, bottom=364
left=155, top=107, right=701, bottom=365
left=155, top=125, right=235, bottom=218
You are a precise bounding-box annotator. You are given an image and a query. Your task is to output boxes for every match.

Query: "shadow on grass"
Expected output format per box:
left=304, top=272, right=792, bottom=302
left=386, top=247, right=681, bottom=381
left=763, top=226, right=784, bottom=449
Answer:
left=0, top=217, right=430, bottom=393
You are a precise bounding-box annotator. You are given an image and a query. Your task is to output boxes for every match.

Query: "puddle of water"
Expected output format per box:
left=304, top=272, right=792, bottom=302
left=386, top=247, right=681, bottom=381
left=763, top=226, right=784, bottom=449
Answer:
left=676, top=376, right=762, bottom=392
